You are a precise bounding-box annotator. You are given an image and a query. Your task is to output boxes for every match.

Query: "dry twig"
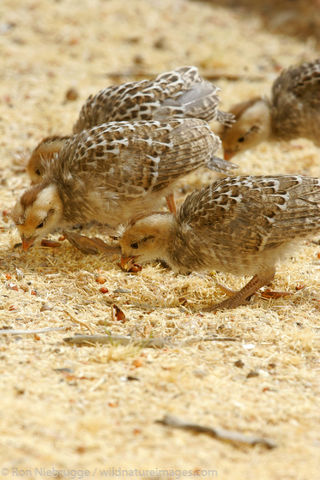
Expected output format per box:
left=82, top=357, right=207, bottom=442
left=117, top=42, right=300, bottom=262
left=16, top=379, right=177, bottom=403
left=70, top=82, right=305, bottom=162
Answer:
left=63, top=334, right=171, bottom=348
left=63, top=310, right=95, bottom=334
left=63, top=334, right=237, bottom=347
left=157, top=415, right=276, bottom=449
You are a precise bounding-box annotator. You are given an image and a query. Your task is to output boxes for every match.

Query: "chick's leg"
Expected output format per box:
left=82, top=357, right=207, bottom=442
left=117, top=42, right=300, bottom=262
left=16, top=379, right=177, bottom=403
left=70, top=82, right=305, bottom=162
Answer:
left=166, top=193, right=177, bottom=215
left=204, top=268, right=276, bottom=311
left=215, top=283, right=237, bottom=296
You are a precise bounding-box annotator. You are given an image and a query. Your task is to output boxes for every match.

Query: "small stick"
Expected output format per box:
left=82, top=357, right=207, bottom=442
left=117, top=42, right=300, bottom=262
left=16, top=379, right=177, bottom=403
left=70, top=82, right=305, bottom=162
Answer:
left=157, top=415, right=276, bottom=449
left=63, top=310, right=95, bottom=334
left=0, top=327, right=65, bottom=335
left=260, top=290, right=292, bottom=299
left=185, top=336, right=237, bottom=344
left=63, top=334, right=237, bottom=347
left=64, top=334, right=171, bottom=348
left=90, top=376, right=107, bottom=392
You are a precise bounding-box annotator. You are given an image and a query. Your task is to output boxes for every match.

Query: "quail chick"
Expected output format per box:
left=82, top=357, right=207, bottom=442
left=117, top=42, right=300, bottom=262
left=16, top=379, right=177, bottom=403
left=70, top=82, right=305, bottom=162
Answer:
left=74, top=65, right=234, bottom=130
left=120, top=175, right=320, bottom=310
left=13, top=118, right=235, bottom=250
left=221, top=58, right=320, bottom=159
left=27, top=66, right=233, bottom=184
left=27, top=135, right=71, bottom=184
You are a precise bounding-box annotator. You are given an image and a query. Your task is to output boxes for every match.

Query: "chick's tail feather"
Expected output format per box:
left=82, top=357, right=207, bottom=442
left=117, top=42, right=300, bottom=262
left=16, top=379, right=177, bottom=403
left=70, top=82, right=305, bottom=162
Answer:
left=206, top=156, right=238, bottom=173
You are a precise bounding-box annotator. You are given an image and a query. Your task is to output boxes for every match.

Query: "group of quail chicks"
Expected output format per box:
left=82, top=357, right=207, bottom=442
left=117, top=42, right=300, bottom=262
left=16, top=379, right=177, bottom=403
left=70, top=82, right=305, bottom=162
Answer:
left=11, top=59, right=320, bottom=311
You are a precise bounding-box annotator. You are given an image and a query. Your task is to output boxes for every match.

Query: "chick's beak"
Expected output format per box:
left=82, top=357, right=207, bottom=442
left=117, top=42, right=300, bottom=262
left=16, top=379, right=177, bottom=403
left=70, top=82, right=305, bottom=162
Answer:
left=120, top=255, right=136, bottom=269
left=223, top=150, right=235, bottom=161
left=21, top=235, right=35, bottom=251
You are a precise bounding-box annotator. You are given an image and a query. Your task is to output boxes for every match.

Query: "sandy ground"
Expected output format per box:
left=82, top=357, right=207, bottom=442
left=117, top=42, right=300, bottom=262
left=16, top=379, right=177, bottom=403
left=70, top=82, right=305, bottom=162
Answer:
left=0, top=0, right=320, bottom=478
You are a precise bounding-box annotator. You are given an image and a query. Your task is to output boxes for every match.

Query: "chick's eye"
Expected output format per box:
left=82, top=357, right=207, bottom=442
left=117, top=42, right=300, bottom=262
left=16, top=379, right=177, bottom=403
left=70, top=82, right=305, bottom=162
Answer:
left=36, top=222, right=44, bottom=229
left=237, top=136, right=245, bottom=143
left=130, top=242, right=139, bottom=249
left=35, top=169, right=41, bottom=176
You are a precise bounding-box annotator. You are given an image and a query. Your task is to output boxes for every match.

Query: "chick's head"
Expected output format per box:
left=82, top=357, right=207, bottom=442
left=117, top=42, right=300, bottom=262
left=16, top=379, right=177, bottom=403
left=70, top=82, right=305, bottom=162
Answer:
left=120, top=213, right=175, bottom=265
left=27, top=135, right=70, bottom=184
left=221, top=98, right=271, bottom=159
left=12, top=183, right=63, bottom=250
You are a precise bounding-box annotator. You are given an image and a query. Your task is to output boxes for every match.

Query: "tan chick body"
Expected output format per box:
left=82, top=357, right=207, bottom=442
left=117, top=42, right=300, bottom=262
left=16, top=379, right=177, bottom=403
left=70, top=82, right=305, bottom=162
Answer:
left=120, top=175, right=320, bottom=310
left=221, top=58, right=320, bottom=159
left=27, top=66, right=233, bottom=184
left=13, top=118, right=234, bottom=249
